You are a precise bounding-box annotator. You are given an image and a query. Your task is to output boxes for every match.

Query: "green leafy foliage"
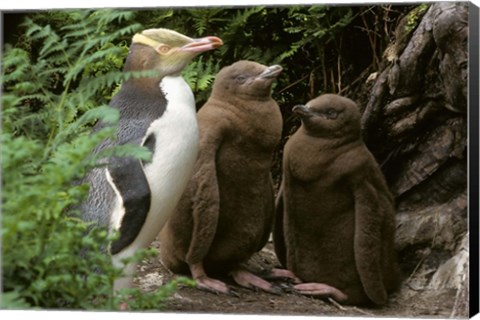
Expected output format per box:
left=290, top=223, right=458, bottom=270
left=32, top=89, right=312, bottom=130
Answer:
left=1, top=9, right=187, bottom=310
left=183, top=56, right=220, bottom=103
left=405, top=4, right=429, bottom=34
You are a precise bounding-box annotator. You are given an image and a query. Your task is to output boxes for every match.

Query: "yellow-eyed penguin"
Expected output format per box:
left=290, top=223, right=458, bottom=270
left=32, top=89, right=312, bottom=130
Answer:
left=159, top=60, right=295, bottom=295
left=274, top=94, right=400, bottom=306
left=80, top=28, right=223, bottom=290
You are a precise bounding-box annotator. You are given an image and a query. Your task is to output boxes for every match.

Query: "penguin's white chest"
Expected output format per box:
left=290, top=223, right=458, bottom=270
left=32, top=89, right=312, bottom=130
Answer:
left=119, top=76, right=199, bottom=253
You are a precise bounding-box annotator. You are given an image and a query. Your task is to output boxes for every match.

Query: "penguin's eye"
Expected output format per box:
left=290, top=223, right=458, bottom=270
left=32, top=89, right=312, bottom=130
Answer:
left=324, top=108, right=339, bottom=120
left=235, top=75, right=247, bottom=84
left=156, top=45, right=171, bottom=55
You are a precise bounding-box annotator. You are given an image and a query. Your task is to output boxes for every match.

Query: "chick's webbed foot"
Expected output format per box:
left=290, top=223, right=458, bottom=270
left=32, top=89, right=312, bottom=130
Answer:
left=293, top=282, right=348, bottom=302
left=230, top=267, right=283, bottom=295
left=195, top=275, right=230, bottom=294
left=190, top=262, right=238, bottom=296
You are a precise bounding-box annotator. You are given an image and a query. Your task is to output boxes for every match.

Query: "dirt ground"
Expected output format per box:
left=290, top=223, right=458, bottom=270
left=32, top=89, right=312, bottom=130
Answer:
left=134, top=240, right=467, bottom=318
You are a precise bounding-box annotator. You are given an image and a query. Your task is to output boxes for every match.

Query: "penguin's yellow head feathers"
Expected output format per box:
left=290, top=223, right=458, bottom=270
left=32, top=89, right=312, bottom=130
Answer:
left=127, top=28, right=223, bottom=77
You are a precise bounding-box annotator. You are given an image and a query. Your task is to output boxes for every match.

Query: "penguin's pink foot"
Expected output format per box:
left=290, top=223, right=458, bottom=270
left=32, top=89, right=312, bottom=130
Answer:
left=231, top=267, right=282, bottom=295
left=190, top=262, right=237, bottom=296
left=195, top=275, right=230, bottom=294
left=293, top=282, right=348, bottom=302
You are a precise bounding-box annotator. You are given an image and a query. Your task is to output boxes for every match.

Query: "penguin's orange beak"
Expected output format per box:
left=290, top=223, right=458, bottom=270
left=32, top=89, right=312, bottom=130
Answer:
left=181, top=36, right=223, bottom=53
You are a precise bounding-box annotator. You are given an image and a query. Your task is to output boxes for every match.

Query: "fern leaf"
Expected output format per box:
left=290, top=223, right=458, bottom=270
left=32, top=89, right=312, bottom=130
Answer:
left=63, top=25, right=97, bottom=40
left=196, top=73, right=215, bottom=91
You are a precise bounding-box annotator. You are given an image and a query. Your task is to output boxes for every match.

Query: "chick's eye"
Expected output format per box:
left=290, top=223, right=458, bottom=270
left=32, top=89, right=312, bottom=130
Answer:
left=325, top=108, right=338, bottom=119
left=235, top=75, right=247, bottom=83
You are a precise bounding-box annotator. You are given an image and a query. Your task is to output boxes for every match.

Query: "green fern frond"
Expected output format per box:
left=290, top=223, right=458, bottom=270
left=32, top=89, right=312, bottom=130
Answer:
left=20, top=93, right=54, bottom=104
left=188, top=8, right=224, bottom=35
left=23, top=18, right=46, bottom=37
left=1, top=49, right=31, bottom=83
left=81, top=46, right=125, bottom=68
left=62, top=25, right=97, bottom=40
left=78, top=70, right=127, bottom=93
left=37, top=66, right=69, bottom=79
left=27, top=23, right=56, bottom=41
left=109, top=23, right=143, bottom=39
left=39, top=33, right=63, bottom=57
left=1, top=47, right=30, bottom=68
left=275, top=43, right=301, bottom=64
left=0, top=95, right=24, bottom=110
left=95, top=9, right=136, bottom=25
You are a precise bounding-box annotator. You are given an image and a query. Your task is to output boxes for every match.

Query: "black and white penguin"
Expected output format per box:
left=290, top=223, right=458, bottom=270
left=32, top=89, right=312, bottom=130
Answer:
left=80, top=28, right=223, bottom=290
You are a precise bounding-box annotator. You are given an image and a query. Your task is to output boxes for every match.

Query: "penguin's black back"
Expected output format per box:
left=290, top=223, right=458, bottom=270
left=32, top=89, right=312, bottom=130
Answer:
left=96, top=79, right=167, bottom=148
left=81, top=78, right=167, bottom=247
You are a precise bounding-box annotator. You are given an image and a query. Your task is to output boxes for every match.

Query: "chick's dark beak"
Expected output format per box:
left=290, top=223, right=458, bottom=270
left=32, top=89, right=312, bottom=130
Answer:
left=292, top=104, right=311, bottom=117
left=258, top=65, right=283, bottom=79
left=181, top=36, right=223, bottom=53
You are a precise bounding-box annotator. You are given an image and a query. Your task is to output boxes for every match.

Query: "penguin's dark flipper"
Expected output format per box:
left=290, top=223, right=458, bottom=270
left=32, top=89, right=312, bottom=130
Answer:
left=273, top=180, right=287, bottom=268
left=185, top=125, right=223, bottom=266
left=352, top=178, right=388, bottom=305
left=107, top=156, right=151, bottom=255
